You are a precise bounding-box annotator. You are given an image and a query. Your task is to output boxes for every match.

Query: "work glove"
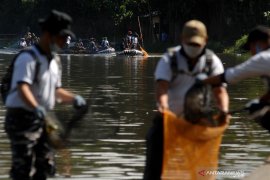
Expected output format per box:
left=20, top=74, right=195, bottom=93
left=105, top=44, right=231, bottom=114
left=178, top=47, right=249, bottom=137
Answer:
left=245, top=99, right=265, bottom=114
left=34, top=105, right=47, bottom=120
left=194, top=73, right=207, bottom=87
left=73, top=95, right=87, bottom=109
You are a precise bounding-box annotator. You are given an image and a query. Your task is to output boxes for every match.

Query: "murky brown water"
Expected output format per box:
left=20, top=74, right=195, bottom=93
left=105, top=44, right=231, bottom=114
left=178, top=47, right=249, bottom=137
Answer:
left=0, top=52, right=269, bottom=180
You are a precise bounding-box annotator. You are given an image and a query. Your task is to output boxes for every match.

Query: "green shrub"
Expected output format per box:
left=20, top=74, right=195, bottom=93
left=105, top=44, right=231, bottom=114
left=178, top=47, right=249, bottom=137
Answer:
left=224, top=35, right=247, bottom=54
left=207, top=41, right=225, bottom=53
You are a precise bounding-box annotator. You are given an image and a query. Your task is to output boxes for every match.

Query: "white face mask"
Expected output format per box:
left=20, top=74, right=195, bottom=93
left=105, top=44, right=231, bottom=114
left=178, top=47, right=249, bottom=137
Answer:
left=49, top=42, right=61, bottom=53
left=183, top=44, right=204, bottom=58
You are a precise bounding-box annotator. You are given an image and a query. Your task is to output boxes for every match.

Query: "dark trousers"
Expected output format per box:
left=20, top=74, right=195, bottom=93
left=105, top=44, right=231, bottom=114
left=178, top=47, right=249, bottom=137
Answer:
left=259, top=112, right=270, bottom=132
left=143, top=113, right=164, bottom=180
left=4, top=108, right=55, bottom=180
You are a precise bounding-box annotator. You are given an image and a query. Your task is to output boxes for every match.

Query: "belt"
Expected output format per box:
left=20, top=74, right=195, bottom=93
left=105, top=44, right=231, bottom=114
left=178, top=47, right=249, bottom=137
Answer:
left=7, top=107, right=34, bottom=116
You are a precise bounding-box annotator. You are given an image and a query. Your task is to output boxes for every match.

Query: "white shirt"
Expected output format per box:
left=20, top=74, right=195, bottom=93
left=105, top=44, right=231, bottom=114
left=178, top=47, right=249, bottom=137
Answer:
left=6, top=45, right=62, bottom=110
left=155, top=46, right=224, bottom=115
left=19, top=41, right=27, bottom=48
left=132, top=37, right=138, bottom=44
left=66, top=36, right=71, bottom=45
left=225, top=49, right=270, bottom=84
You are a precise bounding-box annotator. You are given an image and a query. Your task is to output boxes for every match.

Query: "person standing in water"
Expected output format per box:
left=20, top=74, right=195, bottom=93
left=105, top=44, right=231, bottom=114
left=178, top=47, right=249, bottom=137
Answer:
left=202, top=26, right=270, bottom=131
left=4, top=10, right=87, bottom=180
left=143, top=20, right=229, bottom=179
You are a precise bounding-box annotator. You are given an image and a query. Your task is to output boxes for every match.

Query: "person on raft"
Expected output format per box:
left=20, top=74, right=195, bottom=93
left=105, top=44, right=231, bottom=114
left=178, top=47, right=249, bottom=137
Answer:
left=125, top=30, right=133, bottom=49
left=100, top=37, right=110, bottom=50
left=18, top=38, right=27, bottom=49
left=89, top=37, right=98, bottom=52
left=4, top=10, right=87, bottom=180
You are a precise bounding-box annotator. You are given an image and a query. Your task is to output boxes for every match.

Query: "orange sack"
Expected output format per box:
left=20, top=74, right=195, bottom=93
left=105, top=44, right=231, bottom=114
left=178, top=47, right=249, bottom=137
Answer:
left=162, top=110, right=229, bottom=180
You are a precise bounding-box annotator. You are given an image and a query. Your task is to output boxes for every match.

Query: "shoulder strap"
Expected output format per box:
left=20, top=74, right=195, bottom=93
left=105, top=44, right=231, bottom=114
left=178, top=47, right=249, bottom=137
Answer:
left=24, top=49, right=40, bottom=83
left=169, top=50, right=178, bottom=82
left=203, top=49, right=214, bottom=76
left=169, top=48, right=214, bottom=81
left=169, top=47, right=193, bottom=82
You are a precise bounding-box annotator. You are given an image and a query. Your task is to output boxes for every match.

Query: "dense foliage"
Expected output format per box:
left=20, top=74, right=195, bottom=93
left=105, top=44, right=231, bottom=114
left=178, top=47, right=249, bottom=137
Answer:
left=0, top=0, right=269, bottom=46
left=0, top=0, right=148, bottom=38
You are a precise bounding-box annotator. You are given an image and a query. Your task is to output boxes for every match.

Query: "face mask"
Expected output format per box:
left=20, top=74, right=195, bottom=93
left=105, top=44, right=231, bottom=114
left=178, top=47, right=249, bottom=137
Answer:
left=183, top=44, right=204, bottom=58
left=255, top=45, right=263, bottom=54
left=49, top=42, right=61, bottom=53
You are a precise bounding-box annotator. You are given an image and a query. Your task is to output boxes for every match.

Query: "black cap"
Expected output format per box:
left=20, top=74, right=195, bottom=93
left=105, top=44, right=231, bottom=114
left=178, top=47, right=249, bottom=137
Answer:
left=39, top=10, right=75, bottom=38
left=243, top=26, right=270, bottom=50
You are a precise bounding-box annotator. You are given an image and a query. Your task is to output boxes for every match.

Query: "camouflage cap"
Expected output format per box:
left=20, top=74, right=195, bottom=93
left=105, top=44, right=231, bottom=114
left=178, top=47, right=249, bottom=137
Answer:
left=182, top=20, right=208, bottom=45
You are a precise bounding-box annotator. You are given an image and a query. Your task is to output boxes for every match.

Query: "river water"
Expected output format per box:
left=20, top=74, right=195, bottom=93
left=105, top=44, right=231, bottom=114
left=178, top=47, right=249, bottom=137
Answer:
left=0, top=53, right=269, bottom=180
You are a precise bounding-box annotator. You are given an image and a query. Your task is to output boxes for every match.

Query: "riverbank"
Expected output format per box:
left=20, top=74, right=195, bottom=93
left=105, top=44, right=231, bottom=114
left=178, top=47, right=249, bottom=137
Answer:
left=143, top=38, right=244, bottom=54
left=143, top=40, right=226, bottom=53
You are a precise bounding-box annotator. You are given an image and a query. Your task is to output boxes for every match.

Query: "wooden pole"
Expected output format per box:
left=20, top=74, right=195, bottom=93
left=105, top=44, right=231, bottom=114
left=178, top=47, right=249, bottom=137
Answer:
left=138, top=16, right=149, bottom=57
left=137, top=16, right=144, bottom=47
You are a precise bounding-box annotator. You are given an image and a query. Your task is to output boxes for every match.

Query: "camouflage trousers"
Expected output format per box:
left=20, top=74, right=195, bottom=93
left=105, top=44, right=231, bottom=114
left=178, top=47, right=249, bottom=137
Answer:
left=5, top=108, right=55, bottom=180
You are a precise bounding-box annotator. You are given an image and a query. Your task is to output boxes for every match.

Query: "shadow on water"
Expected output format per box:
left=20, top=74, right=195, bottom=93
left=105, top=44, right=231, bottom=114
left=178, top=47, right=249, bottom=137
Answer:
left=0, top=53, right=269, bottom=179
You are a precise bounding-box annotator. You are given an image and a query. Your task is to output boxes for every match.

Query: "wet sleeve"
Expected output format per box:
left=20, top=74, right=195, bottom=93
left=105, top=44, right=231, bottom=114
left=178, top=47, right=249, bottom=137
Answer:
left=210, top=54, right=224, bottom=76
left=56, top=71, right=62, bottom=88
left=225, top=53, right=270, bottom=84
left=55, top=58, right=62, bottom=88
left=209, top=55, right=226, bottom=87
left=13, top=53, right=36, bottom=85
left=154, top=54, right=172, bottom=82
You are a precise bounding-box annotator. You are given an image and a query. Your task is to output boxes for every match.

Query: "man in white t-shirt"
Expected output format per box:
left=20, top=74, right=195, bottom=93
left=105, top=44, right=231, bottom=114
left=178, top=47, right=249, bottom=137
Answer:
left=131, top=33, right=139, bottom=49
left=143, top=20, right=229, bottom=180
left=203, top=25, right=270, bottom=131
left=19, top=38, right=27, bottom=48
left=5, top=10, right=87, bottom=180
left=66, top=35, right=71, bottom=48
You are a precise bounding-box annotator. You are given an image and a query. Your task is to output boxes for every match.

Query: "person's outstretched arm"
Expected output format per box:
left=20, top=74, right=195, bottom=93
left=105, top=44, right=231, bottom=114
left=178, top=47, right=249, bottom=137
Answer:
left=56, top=88, right=75, bottom=104
left=212, top=86, right=229, bottom=113
left=204, top=53, right=270, bottom=86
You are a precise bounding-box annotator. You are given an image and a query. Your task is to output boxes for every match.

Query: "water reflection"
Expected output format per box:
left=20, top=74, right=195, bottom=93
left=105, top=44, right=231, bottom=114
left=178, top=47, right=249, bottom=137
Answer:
left=0, top=54, right=156, bottom=180
left=0, top=53, right=269, bottom=180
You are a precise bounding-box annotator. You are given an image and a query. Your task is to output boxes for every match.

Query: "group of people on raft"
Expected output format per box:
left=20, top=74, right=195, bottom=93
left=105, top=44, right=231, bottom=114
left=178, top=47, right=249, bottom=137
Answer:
left=18, top=29, right=142, bottom=54
left=18, top=31, right=40, bottom=49
left=70, top=36, right=111, bottom=53
left=121, top=30, right=141, bottom=50
left=70, top=30, right=142, bottom=53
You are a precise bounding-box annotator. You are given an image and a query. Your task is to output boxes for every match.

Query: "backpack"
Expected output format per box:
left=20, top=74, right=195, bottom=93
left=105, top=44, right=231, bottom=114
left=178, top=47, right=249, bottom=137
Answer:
left=0, top=49, right=40, bottom=104
left=169, top=48, right=213, bottom=82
